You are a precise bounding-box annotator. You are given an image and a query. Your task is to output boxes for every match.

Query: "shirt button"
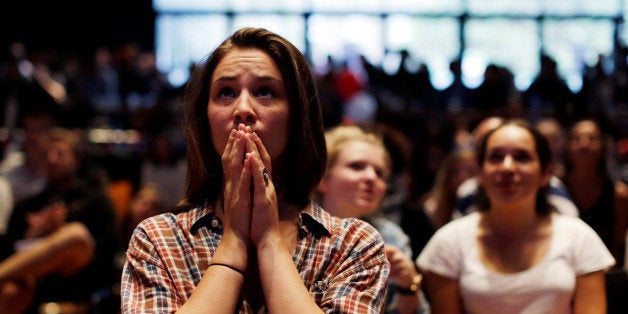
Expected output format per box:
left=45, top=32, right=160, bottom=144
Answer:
left=211, top=219, right=219, bottom=228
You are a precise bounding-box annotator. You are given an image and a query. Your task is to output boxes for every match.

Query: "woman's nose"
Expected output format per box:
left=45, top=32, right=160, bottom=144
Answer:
left=501, top=155, right=514, bottom=169
left=364, top=167, right=379, bottom=180
left=233, top=92, right=257, bottom=124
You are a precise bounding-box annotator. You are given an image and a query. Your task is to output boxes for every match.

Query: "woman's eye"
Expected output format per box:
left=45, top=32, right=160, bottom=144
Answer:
left=218, top=87, right=236, bottom=98
left=514, top=152, right=532, bottom=162
left=348, top=162, right=366, bottom=171
left=487, top=152, right=503, bottom=163
left=375, top=168, right=387, bottom=179
left=256, top=87, right=273, bottom=98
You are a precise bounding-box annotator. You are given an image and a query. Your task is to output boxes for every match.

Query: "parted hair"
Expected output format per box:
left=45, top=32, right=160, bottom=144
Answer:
left=181, top=27, right=326, bottom=208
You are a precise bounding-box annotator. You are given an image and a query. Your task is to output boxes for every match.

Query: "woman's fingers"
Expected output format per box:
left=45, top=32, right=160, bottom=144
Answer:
left=222, top=123, right=279, bottom=246
left=248, top=149, right=280, bottom=246
left=250, top=131, right=272, bottom=175
left=222, top=127, right=252, bottom=241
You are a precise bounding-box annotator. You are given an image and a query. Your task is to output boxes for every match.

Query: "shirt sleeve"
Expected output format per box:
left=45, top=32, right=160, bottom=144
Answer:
left=566, top=217, right=616, bottom=275
left=316, top=219, right=391, bottom=314
left=416, top=219, right=465, bottom=279
left=121, top=224, right=183, bottom=313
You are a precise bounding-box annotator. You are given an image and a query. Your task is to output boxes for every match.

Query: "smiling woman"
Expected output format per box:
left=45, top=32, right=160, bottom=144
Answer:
left=315, top=124, right=424, bottom=314
left=417, top=119, right=615, bottom=314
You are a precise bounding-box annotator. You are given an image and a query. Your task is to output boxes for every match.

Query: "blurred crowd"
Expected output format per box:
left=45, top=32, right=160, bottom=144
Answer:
left=0, top=39, right=627, bottom=312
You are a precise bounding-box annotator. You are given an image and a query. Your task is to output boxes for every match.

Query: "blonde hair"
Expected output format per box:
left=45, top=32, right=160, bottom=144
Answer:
left=323, top=124, right=392, bottom=178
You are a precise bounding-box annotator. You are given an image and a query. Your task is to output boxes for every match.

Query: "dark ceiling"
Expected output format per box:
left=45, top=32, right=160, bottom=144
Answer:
left=1, top=0, right=155, bottom=60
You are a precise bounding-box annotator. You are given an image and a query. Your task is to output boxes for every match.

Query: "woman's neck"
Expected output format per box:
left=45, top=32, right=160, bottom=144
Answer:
left=484, top=202, right=540, bottom=235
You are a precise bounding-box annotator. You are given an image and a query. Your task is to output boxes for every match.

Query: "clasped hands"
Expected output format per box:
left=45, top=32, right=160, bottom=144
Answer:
left=221, top=124, right=280, bottom=259
left=24, top=202, right=68, bottom=239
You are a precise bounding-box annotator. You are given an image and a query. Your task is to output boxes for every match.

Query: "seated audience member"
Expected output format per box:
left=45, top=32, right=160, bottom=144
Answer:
left=140, top=132, right=186, bottom=209
left=535, top=117, right=567, bottom=178
left=417, top=119, right=615, bottom=313
left=0, top=111, right=54, bottom=203
left=0, top=127, right=120, bottom=313
left=377, top=125, right=436, bottom=263
left=121, top=28, right=389, bottom=312
left=421, top=148, right=477, bottom=230
left=315, top=124, right=424, bottom=314
left=562, top=118, right=628, bottom=266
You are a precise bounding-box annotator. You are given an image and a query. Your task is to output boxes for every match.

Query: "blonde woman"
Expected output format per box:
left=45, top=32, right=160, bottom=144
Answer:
left=316, top=124, right=423, bottom=314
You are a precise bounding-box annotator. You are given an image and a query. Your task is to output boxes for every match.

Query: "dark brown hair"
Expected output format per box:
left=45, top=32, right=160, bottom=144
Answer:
left=181, top=27, right=326, bottom=208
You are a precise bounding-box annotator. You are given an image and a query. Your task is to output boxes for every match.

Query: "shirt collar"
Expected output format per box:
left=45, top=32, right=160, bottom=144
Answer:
left=189, top=205, right=219, bottom=234
left=188, top=200, right=334, bottom=236
left=300, top=201, right=334, bottom=237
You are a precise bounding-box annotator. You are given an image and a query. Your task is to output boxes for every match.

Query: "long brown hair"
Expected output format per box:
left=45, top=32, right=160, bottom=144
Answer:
left=181, top=27, right=326, bottom=208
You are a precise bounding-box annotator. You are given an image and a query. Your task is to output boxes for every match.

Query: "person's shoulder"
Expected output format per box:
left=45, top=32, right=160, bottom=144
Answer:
left=551, top=213, right=597, bottom=234
left=307, top=202, right=383, bottom=242
left=367, top=215, right=408, bottom=242
left=547, top=194, right=579, bottom=217
left=367, top=215, right=401, bottom=232
left=456, top=177, right=478, bottom=198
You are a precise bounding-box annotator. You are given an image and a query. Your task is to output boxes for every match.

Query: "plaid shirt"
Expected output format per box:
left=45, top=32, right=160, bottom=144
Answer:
left=121, top=202, right=389, bottom=313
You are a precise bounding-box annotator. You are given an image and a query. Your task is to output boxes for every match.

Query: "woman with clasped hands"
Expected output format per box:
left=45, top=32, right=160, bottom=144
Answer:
left=416, top=119, right=615, bottom=313
left=120, top=28, right=389, bottom=313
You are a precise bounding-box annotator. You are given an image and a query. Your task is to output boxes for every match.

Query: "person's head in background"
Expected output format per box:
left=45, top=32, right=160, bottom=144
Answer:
left=181, top=27, right=326, bottom=208
left=535, top=117, right=566, bottom=177
left=425, top=148, right=478, bottom=228
left=126, top=184, right=164, bottom=235
left=44, top=127, right=85, bottom=185
left=474, top=119, right=554, bottom=216
left=316, top=124, right=391, bottom=218
left=144, top=132, right=182, bottom=166
left=564, top=119, right=608, bottom=177
left=454, top=115, right=506, bottom=152
left=442, top=149, right=478, bottom=197
left=472, top=116, right=505, bottom=147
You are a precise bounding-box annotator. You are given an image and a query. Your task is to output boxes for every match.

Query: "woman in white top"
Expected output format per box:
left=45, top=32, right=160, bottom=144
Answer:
left=417, top=119, right=615, bottom=314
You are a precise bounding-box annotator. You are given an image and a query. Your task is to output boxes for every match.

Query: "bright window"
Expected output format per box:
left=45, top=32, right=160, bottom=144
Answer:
left=386, top=15, right=460, bottom=89
left=543, top=19, right=615, bottom=91
left=153, top=0, right=625, bottom=92
left=464, top=18, right=540, bottom=90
